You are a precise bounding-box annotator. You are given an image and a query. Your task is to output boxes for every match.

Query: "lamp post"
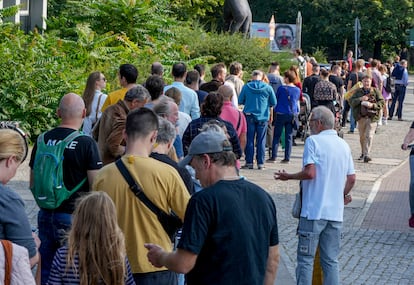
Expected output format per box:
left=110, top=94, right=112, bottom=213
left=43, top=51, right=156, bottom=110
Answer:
left=269, top=15, right=277, bottom=52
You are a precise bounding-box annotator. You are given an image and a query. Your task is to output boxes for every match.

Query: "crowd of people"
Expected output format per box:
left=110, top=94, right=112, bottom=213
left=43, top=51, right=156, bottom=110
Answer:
left=0, top=49, right=410, bottom=285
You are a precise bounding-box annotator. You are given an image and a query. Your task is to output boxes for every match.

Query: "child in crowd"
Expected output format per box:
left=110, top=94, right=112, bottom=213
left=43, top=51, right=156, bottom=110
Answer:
left=47, top=191, right=135, bottom=285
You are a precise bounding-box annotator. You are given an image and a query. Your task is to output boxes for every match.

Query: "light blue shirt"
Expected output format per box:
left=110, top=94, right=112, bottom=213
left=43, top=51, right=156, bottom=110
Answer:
left=164, top=82, right=200, bottom=119
left=395, top=68, right=409, bottom=87
left=301, top=129, right=355, bottom=222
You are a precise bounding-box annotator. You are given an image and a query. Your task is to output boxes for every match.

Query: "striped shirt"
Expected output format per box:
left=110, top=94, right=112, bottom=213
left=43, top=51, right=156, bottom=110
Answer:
left=48, top=246, right=136, bottom=285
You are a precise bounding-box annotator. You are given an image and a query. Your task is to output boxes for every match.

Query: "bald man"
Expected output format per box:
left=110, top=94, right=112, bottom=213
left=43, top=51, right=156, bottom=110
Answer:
left=29, top=93, right=102, bottom=284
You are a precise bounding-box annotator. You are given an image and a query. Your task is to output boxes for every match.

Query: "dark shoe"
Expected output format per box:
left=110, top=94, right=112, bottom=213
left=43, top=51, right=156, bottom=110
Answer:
left=409, top=215, right=414, bottom=228
left=241, top=164, right=253, bottom=170
left=358, top=154, right=364, bottom=160
left=388, top=117, right=392, bottom=120
left=364, top=156, right=372, bottom=163
left=398, top=118, right=403, bottom=121
left=258, top=164, right=265, bottom=170
left=280, top=159, right=290, bottom=164
left=266, top=158, right=276, bottom=163
left=347, top=130, right=354, bottom=134
left=292, top=141, right=297, bottom=146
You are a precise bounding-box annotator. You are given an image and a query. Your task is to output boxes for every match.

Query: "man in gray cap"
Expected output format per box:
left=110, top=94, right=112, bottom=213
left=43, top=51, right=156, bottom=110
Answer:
left=145, top=130, right=280, bottom=285
left=93, top=85, right=150, bottom=165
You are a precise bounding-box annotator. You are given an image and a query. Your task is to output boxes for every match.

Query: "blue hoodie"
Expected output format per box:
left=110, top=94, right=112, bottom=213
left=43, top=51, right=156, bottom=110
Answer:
left=239, top=80, right=276, bottom=122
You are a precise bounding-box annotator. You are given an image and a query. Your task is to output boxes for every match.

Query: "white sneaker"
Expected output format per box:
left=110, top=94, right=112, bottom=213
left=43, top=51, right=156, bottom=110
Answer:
left=382, top=118, right=388, bottom=125
left=377, top=119, right=382, bottom=126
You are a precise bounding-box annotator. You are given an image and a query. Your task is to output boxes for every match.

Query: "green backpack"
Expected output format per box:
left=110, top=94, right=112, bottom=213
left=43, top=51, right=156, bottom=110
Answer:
left=30, top=131, right=87, bottom=209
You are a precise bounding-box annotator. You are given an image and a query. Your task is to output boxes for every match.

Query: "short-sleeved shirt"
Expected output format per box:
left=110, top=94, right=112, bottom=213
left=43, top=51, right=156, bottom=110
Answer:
left=0, top=184, right=37, bottom=258
left=178, top=179, right=278, bottom=285
left=301, top=130, right=355, bottom=221
left=29, top=127, right=102, bottom=213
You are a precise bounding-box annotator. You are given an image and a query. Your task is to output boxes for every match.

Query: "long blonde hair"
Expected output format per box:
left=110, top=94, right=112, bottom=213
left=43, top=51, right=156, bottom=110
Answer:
left=0, top=129, right=27, bottom=163
left=66, top=191, right=126, bottom=285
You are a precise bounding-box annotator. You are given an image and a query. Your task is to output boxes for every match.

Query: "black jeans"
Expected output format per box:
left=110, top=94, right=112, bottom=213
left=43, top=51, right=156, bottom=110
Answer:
left=133, top=270, right=177, bottom=285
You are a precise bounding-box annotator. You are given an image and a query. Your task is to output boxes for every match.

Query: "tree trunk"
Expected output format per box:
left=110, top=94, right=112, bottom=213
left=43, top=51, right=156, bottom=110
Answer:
left=373, top=40, right=382, bottom=60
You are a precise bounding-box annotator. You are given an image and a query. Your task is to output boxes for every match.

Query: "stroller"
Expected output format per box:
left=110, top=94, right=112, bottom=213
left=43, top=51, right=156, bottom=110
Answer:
left=297, top=94, right=344, bottom=140
left=296, top=93, right=311, bottom=141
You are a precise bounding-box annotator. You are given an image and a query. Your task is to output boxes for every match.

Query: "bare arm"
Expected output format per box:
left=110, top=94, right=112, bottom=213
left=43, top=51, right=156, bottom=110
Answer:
left=344, top=174, right=356, bottom=196
left=145, top=244, right=197, bottom=274
left=87, top=169, right=99, bottom=189
left=274, top=163, right=316, bottom=181
left=264, top=245, right=280, bottom=285
left=402, top=128, right=414, bottom=150
left=239, top=133, right=246, bottom=155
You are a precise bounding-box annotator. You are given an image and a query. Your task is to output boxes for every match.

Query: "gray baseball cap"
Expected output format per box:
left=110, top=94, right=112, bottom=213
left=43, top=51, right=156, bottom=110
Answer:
left=179, top=130, right=232, bottom=167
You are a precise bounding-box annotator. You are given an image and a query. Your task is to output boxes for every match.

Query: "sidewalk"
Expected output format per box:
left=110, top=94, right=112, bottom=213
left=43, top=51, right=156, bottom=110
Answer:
left=240, top=74, right=414, bottom=284
left=9, top=75, right=414, bottom=284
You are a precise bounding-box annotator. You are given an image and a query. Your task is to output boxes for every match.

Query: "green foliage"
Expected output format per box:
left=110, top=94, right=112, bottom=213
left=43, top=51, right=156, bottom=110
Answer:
left=174, top=25, right=292, bottom=77
left=0, top=26, right=70, bottom=138
left=0, top=4, right=19, bottom=20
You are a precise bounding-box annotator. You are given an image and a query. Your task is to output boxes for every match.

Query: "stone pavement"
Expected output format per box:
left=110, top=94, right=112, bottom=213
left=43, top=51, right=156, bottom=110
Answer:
left=8, top=75, right=414, bottom=284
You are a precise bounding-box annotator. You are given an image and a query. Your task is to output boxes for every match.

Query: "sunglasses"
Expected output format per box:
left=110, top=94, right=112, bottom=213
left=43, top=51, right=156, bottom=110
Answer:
left=0, top=121, right=29, bottom=162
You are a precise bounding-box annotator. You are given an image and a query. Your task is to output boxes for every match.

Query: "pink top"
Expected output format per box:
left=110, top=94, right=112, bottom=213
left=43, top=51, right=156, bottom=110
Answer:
left=220, top=102, right=247, bottom=137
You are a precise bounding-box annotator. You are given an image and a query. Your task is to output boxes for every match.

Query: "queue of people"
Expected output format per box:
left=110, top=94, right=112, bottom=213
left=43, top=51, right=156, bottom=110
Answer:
left=0, top=55, right=410, bottom=285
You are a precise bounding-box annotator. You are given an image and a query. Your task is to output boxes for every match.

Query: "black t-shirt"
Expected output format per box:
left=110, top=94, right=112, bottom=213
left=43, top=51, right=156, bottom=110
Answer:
left=178, top=179, right=279, bottom=285
left=348, top=72, right=364, bottom=89
left=150, top=152, right=195, bottom=195
left=29, top=127, right=102, bottom=213
left=303, top=74, right=321, bottom=97
left=328, top=75, right=344, bottom=94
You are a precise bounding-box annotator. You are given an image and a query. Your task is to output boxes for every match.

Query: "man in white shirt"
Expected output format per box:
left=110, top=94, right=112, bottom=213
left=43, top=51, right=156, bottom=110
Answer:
left=275, top=106, right=356, bottom=285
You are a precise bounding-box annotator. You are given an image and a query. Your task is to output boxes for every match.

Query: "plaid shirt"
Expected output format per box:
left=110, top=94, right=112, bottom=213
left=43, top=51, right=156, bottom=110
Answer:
left=182, top=117, right=242, bottom=159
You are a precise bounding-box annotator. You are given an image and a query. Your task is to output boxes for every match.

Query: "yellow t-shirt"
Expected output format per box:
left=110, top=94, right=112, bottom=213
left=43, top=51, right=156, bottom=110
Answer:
left=92, top=155, right=190, bottom=274
left=101, top=88, right=128, bottom=112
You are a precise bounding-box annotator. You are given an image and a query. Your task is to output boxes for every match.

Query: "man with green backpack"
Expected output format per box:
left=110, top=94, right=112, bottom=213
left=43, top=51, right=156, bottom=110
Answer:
left=29, top=93, right=102, bottom=285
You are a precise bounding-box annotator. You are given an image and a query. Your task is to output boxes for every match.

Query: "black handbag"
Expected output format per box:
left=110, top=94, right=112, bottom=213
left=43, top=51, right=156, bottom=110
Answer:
left=115, top=159, right=183, bottom=241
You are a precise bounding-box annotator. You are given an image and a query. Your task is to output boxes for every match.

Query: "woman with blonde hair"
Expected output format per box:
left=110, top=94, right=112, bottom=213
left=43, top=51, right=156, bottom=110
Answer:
left=0, top=127, right=39, bottom=283
left=82, top=71, right=108, bottom=136
left=48, top=191, right=135, bottom=285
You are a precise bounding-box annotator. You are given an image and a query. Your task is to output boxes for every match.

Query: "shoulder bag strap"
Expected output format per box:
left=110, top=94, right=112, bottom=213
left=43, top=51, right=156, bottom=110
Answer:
left=1, top=240, right=13, bottom=285
left=95, top=93, right=103, bottom=123
left=236, top=111, right=241, bottom=131
left=115, top=159, right=164, bottom=217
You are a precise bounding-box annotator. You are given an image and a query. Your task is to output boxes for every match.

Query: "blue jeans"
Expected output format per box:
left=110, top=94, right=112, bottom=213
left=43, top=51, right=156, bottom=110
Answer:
left=245, top=115, right=268, bottom=166
left=349, top=109, right=356, bottom=132
left=271, top=113, right=293, bottom=160
left=389, top=84, right=407, bottom=119
left=296, top=218, right=342, bottom=285
left=410, top=155, right=414, bottom=214
left=38, top=210, right=72, bottom=285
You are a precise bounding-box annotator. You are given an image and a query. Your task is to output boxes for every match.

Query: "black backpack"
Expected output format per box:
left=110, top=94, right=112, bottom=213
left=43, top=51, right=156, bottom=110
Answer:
left=384, top=76, right=392, bottom=93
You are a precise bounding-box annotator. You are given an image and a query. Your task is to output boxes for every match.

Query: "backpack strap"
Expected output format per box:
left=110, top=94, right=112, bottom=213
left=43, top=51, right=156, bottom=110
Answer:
left=1, top=240, right=13, bottom=285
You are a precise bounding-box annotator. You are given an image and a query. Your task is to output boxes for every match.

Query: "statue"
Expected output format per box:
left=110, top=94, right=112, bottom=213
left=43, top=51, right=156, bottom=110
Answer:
left=223, top=0, right=252, bottom=36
